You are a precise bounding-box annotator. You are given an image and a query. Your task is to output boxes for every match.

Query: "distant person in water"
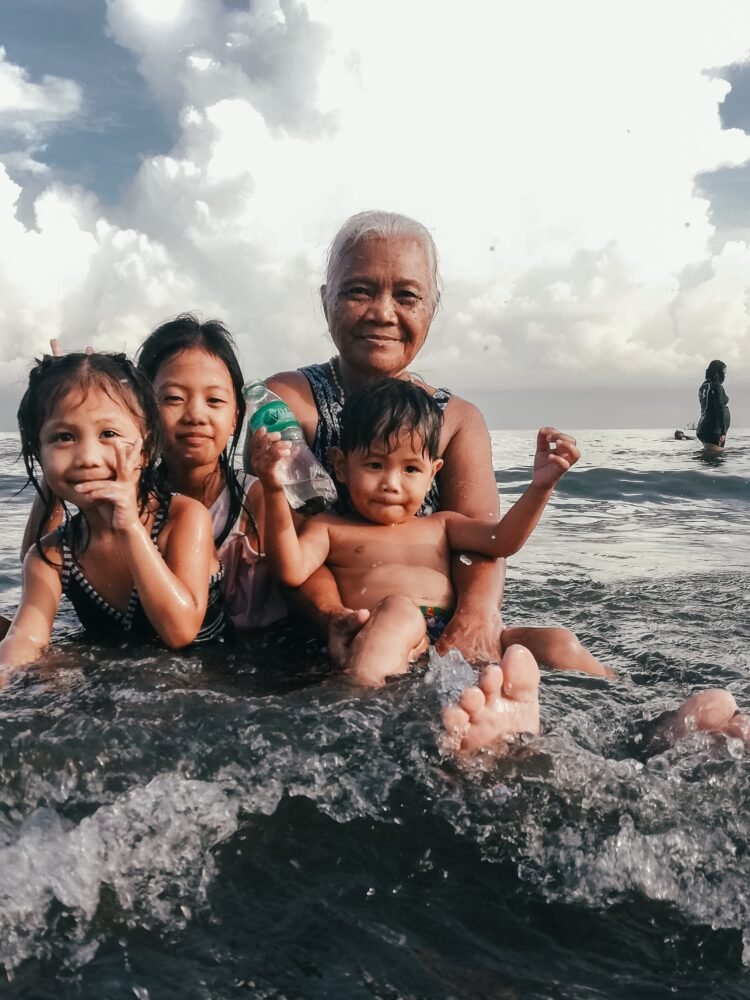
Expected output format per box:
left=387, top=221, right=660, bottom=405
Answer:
left=696, top=360, right=730, bottom=455
left=673, top=430, right=692, bottom=441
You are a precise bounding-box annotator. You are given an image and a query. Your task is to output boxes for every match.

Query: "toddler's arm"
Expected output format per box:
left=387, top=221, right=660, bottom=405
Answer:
left=0, top=543, right=62, bottom=673
left=446, top=427, right=579, bottom=558
left=250, top=428, right=331, bottom=587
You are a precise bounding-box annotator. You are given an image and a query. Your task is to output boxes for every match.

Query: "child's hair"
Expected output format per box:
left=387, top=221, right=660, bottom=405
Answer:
left=340, top=379, right=443, bottom=459
left=705, top=359, right=726, bottom=382
left=18, top=352, right=164, bottom=558
left=136, top=313, right=246, bottom=547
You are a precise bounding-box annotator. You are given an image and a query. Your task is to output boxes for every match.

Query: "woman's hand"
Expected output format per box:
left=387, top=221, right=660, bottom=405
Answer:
left=250, top=426, right=291, bottom=491
left=532, top=427, right=580, bottom=491
left=436, top=601, right=503, bottom=665
left=73, top=438, right=143, bottom=531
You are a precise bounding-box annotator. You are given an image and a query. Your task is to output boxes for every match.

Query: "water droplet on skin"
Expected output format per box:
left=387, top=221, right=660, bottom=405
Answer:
left=459, top=554, right=472, bottom=566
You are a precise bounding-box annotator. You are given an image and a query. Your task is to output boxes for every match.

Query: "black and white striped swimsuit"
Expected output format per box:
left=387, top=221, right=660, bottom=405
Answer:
left=298, top=360, right=452, bottom=516
left=58, top=498, right=229, bottom=645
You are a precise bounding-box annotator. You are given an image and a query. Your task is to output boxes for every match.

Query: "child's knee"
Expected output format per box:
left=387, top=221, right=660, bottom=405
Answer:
left=373, top=595, right=424, bottom=625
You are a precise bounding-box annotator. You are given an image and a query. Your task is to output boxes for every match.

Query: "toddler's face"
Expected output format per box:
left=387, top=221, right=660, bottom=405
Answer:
left=333, top=431, right=443, bottom=525
left=39, top=387, right=143, bottom=504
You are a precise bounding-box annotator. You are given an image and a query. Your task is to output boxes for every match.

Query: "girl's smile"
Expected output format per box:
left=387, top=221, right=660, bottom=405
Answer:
left=153, top=348, right=238, bottom=474
left=40, top=387, right=143, bottom=504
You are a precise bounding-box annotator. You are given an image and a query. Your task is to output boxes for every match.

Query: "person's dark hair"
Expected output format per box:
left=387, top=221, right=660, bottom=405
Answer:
left=18, top=352, right=163, bottom=560
left=705, top=359, right=726, bottom=382
left=674, top=429, right=686, bottom=439
left=136, top=313, right=246, bottom=547
left=340, top=378, right=443, bottom=459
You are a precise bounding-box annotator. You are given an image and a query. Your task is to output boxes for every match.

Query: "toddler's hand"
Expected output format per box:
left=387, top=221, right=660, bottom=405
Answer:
left=73, top=437, right=143, bottom=531
left=251, top=426, right=292, bottom=490
left=532, top=427, right=579, bottom=490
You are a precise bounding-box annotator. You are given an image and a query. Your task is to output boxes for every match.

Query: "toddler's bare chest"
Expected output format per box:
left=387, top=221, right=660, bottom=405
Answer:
left=328, top=519, right=449, bottom=572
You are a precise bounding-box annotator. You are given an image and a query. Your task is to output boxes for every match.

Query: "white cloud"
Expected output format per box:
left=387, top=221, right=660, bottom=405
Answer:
left=0, top=46, right=82, bottom=140
left=0, top=0, right=749, bottom=423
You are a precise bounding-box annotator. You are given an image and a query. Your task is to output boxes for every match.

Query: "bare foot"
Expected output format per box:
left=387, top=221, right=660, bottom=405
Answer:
left=326, top=607, right=371, bottom=668
left=443, top=645, right=540, bottom=752
left=667, top=690, right=750, bottom=747
left=724, top=713, right=750, bottom=744
left=668, top=688, right=738, bottom=741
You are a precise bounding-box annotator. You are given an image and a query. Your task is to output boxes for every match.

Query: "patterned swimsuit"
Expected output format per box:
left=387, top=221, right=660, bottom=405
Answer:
left=58, top=498, right=229, bottom=645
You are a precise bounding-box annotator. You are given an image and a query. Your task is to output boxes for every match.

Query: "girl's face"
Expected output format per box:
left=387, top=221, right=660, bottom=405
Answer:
left=152, top=348, right=238, bottom=473
left=39, top=386, right=143, bottom=504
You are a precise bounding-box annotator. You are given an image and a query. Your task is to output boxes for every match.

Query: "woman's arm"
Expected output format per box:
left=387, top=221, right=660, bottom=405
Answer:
left=0, top=544, right=61, bottom=672
left=434, top=397, right=505, bottom=663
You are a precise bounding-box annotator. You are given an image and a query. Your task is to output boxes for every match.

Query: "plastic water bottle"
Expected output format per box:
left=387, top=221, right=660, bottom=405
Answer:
left=243, top=380, right=338, bottom=513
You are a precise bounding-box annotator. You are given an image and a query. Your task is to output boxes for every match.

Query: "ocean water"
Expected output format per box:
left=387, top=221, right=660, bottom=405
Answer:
left=0, top=428, right=748, bottom=999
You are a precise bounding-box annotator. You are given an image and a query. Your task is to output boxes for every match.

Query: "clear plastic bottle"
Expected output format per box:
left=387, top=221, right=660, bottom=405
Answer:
left=243, top=380, right=338, bottom=513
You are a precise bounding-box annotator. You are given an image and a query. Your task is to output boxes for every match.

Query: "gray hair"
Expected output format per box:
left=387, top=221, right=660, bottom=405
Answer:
left=322, top=210, right=441, bottom=316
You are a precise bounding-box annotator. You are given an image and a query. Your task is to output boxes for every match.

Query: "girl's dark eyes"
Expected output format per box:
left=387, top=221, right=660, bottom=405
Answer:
left=405, top=465, right=420, bottom=473
left=101, top=429, right=121, bottom=439
left=208, top=397, right=228, bottom=405
left=162, top=394, right=183, bottom=403
left=51, top=432, right=73, bottom=443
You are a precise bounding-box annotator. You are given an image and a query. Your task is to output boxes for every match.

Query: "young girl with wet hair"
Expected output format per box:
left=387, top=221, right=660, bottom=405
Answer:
left=136, top=314, right=286, bottom=629
left=0, top=352, right=228, bottom=673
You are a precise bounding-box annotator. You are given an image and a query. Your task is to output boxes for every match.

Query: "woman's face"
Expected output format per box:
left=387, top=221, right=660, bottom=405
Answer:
left=324, top=236, right=435, bottom=378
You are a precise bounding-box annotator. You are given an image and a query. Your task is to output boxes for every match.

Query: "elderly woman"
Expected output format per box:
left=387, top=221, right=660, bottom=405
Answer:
left=246, top=210, right=606, bottom=675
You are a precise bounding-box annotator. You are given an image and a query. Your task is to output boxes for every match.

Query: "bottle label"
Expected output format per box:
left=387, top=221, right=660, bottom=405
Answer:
left=249, top=400, right=301, bottom=434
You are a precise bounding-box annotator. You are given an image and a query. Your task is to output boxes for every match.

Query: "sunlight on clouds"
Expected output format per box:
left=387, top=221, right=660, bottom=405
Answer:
left=128, top=0, right=186, bottom=25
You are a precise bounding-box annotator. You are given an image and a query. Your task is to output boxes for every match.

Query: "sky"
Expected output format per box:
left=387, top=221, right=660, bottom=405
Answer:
left=1, top=0, right=749, bottom=429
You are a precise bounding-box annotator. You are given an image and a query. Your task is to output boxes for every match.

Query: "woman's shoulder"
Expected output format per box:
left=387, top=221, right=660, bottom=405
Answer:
left=265, top=368, right=320, bottom=439
left=266, top=369, right=316, bottom=407
left=440, top=391, right=489, bottom=433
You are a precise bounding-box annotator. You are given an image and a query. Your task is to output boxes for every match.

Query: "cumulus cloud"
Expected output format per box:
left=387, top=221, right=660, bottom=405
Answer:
left=0, top=47, right=82, bottom=138
left=0, top=46, right=83, bottom=185
left=105, top=0, right=335, bottom=135
left=0, top=0, right=750, bottom=428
